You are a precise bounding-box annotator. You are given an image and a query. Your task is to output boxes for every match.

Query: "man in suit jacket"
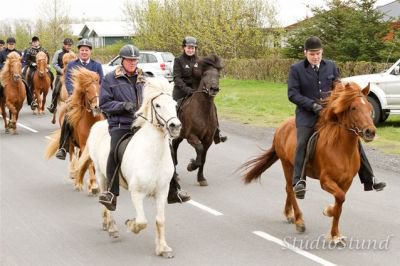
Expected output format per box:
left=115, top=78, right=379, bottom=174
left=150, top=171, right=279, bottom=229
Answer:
left=288, top=36, right=386, bottom=199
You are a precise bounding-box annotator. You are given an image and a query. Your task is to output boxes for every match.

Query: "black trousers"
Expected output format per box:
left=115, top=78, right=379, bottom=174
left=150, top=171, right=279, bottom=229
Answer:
left=292, top=127, right=374, bottom=186
left=59, top=118, right=72, bottom=151
left=50, top=75, right=62, bottom=107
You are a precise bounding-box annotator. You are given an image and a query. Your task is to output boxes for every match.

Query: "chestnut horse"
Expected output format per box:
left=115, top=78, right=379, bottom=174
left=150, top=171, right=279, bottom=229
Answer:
left=51, top=51, right=78, bottom=124
left=0, top=52, right=26, bottom=134
left=45, top=67, right=103, bottom=195
left=32, top=51, right=51, bottom=114
left=241, top=81, right=376, bottom=247
left=171, top=55, right=223, bottom=186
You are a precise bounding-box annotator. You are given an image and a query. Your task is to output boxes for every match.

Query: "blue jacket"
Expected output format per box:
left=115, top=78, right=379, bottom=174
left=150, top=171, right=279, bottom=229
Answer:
left=0, top=48, right=22, bottom=70
left=288, top=59, right=339, bottom=128
left=65, top=58, right=104, bottom=95
left=100, top=66, right=145, bottom=131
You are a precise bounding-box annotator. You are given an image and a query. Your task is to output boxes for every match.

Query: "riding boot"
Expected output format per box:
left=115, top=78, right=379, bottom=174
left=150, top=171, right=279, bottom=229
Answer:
left=28, top=69, right=37, bottom=110
left=213, top=105, right=227, bottom=144
left=56, top=119, right=72, bottom=160
left=0, top=83, right=3, bottom=98
left=99, top=129, right=127, bottom=211
left=292, top=127, right=314, bottom=199
left=48, top=77, right=61, bottom=113
left=49, top=69, right=55, bottom=90
left=358, top=142, right=386, bottom=191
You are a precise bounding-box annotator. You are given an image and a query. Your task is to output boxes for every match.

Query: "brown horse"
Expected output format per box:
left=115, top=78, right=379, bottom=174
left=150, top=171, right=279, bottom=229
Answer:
left=45, top=67, right=104, bottom=195
left=32, top=51, right=51, bottom=114
left=240, top=81, right=376, bottom=247
left=171, top=55, right=223, bottom=186
left=0, top=52, right=26, bottom=134
left=51, top=51, right=78, bottom=124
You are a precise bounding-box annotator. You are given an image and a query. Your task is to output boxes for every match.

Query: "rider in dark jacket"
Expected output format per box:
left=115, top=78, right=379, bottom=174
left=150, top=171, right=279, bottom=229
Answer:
left=22, top=36, right=53, bottom=109
left=173, top=36, right=227, bottom=144
left=0, top=37, right=22, bottom=97
left=47, top=38, right=74, bottom=113
left=288, top=36, right=386, bottom=199
left=98, top=44, right=190, bottom=211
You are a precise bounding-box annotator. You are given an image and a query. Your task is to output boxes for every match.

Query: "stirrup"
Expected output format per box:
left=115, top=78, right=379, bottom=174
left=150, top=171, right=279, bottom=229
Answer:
left=99, top=191, right=117, bottom=211
left=293, top=180, right=307, bottom=199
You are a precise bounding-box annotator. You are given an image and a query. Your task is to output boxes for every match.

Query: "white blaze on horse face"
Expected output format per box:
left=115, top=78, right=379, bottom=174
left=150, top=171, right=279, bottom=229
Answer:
left=360, top=97, right=366, bottom=105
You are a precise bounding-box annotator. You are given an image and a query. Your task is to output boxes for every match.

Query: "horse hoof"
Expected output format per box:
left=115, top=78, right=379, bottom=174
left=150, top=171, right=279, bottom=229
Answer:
left=108, top=230, right=120, bottom=238
left=286, top=216, right=295, bottom=224
left=296, top=224, right=306, bottom=233
left=5, top=128, right=10, bottom=134
left=91, top=187, right=99, bottom=196
left=102, top=223, right=108, bottom=231
left=198, top=180, right=208, bottom=186
left=332, top=236, right=347, bottom=248
left=187, top=159, right=199, bottom=171
left=160, top=251, right=174, bottom=259
left=323, top=204, right=334, bottom=217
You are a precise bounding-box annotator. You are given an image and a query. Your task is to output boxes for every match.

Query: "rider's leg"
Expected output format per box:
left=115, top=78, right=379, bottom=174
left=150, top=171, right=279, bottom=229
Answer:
left=56, top=118, right=72, bottom=160
left=167, top=174, right=191, bottom=204
left=213, top=105, right=227, bottom=144
left=99, top=129, right=129, bottom=211
left=358, top=141, right=386, bottom=191
left=292, top=126, right=314, bottom=199
left=28, top=67, right=37, bottom=109
left=48, top=75, right=61, bottom=113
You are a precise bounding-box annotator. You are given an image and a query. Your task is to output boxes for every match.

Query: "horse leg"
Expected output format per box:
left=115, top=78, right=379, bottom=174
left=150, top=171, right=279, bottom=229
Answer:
left=1, top=102, right=9, bottom=133
left=320, top=178, right=347, bottom=247
left=41, top=90, right=47, bottom=114
left=87, top=163, right=99, bottom=196
left=281, top=160, right=305, bottom=232
left=101, top=208, right=119, bottom=238
left=126, top=191, right=147, bottom=234
left=187, top=139, right=203, bottom=172
left=8, top=105, right=18, bottom=135
left=196, top=144, right=210, bottom=186
left=154, top=188, right=173, bottom=258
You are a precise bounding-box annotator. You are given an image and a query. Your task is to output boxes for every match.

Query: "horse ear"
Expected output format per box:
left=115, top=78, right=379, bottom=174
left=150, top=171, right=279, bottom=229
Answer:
left=361, top=82, right=370, bottom=96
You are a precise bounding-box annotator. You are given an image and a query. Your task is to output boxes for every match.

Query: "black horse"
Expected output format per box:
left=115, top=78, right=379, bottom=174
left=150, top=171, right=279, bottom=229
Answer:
left=171, top=55, right=223, bottom=186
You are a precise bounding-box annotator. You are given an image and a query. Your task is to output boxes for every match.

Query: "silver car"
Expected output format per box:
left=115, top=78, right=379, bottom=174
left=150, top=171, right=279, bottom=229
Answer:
left=102, top=50, right=175, bottom=81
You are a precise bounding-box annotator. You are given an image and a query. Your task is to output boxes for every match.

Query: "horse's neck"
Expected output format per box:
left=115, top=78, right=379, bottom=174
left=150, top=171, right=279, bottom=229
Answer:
left=319, top=124, right=359, bottom=155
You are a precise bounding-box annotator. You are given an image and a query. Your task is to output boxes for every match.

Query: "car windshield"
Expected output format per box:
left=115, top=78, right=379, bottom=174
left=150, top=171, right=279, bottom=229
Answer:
left=161, top=53, right=174, bottom=62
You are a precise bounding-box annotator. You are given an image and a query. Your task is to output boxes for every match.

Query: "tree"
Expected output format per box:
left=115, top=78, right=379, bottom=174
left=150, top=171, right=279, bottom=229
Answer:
left=283, top=0, right=392, bottom=62
left=123, top=0, right=279, bottom=58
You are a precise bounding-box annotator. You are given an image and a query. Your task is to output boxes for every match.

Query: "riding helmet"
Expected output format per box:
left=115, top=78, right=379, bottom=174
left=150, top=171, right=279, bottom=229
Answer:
left=32, top=36, right=40, bottom=42
left=77, top=39, right=93, bottom=49
left=63, top=38, right=74, bottom=45
left=182, top=36, right=198, bottom=47
left=6, top=37, right=16, bottom=44
left=304, top=36, right=322, bottom=51
left=0, top=39, right=4, bottom=45
left=119, top=44, right=140, bottom=59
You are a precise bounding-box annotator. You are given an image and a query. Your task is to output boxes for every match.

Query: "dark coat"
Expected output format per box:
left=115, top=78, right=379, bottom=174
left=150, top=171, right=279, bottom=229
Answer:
left=64, top=58, right=104, bottom=95
left=0, top=48, right=22, bottom=70
left=22, top=46, right=49, bottom=68
left=172, top=53, right=198, bottom=100
left=288, top=59, right=339, bottom=128
left=100, top=66, right=145, bottom=132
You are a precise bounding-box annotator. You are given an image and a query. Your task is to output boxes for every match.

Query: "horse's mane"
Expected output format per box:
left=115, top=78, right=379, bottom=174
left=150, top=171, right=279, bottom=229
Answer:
left=134, top=77, right=173, bottom=128
left=36, top=51, right=47, bottom=63
left=316, top=81, right=364, bottom=146
left=192, top=54, right=223, bottom=87
left=0, top=52, right=21, bottom=87
left=62, top=52, right=77, bottom=76
left=67, top=67, right=100, bottom=127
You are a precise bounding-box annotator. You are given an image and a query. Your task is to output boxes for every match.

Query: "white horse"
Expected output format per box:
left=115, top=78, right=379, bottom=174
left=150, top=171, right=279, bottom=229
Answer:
left=76, top=77, right=181, bottom=258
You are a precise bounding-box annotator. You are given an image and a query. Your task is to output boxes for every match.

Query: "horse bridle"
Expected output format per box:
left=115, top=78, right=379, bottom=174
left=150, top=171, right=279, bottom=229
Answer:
left=137, top=93, right=178, bottom=137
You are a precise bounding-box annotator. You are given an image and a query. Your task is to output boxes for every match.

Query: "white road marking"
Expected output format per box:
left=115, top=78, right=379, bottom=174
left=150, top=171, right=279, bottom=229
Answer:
left=253, top=231, right=336, bottom=266
left=188, top=200, right=224, bottom=216
left=0, top=115, right=38, bottom=133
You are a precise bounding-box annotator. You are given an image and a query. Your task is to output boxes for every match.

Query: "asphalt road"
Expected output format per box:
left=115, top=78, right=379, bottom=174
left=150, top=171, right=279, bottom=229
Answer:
left=1, top=103, right=399, bottom=266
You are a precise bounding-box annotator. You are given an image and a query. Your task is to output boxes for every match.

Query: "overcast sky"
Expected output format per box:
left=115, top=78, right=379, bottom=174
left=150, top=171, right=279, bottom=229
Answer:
left=1, top=0, right=396, bottom=27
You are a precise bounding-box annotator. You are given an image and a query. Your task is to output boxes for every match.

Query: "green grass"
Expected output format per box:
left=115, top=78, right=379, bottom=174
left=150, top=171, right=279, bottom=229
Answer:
left=217, top=78, right=400, bottom=155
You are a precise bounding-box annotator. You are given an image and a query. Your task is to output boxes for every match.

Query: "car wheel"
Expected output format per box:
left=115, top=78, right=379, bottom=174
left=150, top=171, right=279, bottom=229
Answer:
left=367, top=96, right=381, bottom=125
left=381, top=110, right=390, bottom=122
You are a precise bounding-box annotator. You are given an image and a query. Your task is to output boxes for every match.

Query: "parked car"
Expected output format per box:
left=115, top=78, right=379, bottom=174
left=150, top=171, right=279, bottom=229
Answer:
left=342, top=58, right=400, bottom=124
left=102, top=50, right=175, bottom=81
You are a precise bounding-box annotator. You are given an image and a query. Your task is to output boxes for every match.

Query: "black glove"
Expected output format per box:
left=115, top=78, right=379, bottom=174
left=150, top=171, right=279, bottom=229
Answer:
left=312, top=103, right=323, bottom=115
left=123, top=102, right=135, bottom=113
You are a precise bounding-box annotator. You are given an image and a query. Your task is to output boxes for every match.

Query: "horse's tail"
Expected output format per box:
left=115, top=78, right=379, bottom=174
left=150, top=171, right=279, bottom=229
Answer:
left=44, top=129, right=61, bottom=159
left=240, top=143, right=279, bottom=184
left=72, top=143, right=92, bottom=186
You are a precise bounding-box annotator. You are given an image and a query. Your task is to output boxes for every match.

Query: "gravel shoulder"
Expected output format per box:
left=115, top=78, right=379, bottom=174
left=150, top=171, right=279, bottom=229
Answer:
left=220, top=119, right=400, bottom=173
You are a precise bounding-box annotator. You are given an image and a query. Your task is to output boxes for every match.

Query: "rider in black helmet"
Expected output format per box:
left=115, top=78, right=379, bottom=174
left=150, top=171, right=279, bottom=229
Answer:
left=173, top=36, right=227, bottom=144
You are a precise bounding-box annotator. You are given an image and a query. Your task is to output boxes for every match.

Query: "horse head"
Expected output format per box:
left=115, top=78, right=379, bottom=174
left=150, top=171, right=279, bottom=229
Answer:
left=3, top=52, right=22, bottom=82
left=71, top=67, right=101, bottom=116
left=194, top=55, right=223, bottom=97
left=62, top=52, right=77, bottom=75
left=36, top=51, right=48, bottom=78
left=134, top=77, right=181, bottom=138
left=319, top=81, right=376, bottom=142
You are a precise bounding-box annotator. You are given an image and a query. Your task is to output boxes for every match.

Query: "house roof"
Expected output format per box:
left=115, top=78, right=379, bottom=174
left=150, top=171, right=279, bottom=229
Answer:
left=376, top=0, right=400, bottom=21
left=84, top=21, right=134, bottom=37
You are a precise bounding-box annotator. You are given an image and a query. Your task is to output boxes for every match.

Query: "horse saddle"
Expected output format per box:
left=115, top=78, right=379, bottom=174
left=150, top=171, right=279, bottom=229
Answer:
left=114, top=127, right=141, bottom=164
left=301, top=131, right=319, bottom=178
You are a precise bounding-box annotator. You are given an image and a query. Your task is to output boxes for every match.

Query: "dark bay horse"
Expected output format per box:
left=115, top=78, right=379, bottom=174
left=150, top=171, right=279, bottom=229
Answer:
left=32, top=51, right=51, bottom=114
left=171, top=55, right=223, bottom=186
left=0, top=52, right=26, bottom=134
left=45, top=67, right=104, bottom=195
left=241, top=81, right=376, bottom=247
